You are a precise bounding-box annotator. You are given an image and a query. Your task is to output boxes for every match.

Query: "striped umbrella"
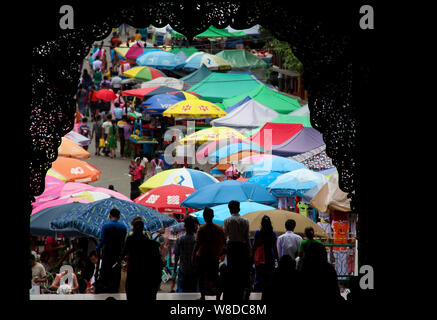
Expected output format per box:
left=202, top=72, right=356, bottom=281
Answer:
left=123, top=66, right=166, bottom=82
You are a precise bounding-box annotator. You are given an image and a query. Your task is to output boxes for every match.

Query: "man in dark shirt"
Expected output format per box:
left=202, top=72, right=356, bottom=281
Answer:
left=95, top=208, right=127, bottom=293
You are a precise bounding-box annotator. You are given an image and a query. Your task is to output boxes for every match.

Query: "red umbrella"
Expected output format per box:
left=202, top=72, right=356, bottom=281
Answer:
left=122, top=86, right=178, bottom=99
left=95, top=89, right=117, bottom=101
left=134, top=185, right=196, bottom=214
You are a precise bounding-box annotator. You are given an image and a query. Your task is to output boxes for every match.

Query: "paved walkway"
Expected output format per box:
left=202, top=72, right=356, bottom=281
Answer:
left=30, top=292, right=262, bottom=300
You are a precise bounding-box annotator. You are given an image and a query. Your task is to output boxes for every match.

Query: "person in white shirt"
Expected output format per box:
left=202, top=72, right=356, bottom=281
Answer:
left=276, top=219, right=302, bottom=261
left=92, top=56, right=103, bottom=71
left=111, top=74, right=122, bottom=91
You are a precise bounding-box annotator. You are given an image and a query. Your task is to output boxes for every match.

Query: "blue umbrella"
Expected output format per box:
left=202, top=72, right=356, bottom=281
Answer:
left=208, top=142, right=264, bottom=163
left=267, top=168, right=328, bottom=197
left=50, top=197, right=177, bottom=239
left=136, top=50, right=186, bottom=70
left=141, top=94, right=183, bottom=114
left=30, top=202, right=89, bottom=238
left=247, top=172, right=282, bottom=189
left=243, top=156, right=306, bottom=178
left=192, top=202, right=276, bottom=226
left=181, top=180, right=278, bottom=209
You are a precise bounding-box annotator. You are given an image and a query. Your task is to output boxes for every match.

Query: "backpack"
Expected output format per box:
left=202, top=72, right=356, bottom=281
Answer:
left=153, top=159, right=163, bottom=174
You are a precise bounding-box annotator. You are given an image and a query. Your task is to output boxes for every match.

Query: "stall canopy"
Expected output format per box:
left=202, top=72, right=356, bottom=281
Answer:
left=210, top=98, right=278, bottom=129
left=289, top=104, right=310, bottom=116
left=221, top=84, right=301, bottom=114
left=269, top=114, right=312, bottom=127
left=250, top=122, right=303, bottom=149
left=216, top=50, right=268, bottom=70
left=189, top=72, right=262, bottom=103
left=169, top=46, right=198, bottom=59
left=194, top=25, right=248, bottom=38
left=180, top=64, right=212, bottom=87
left=225, top=24, right=261, bottom=36
left=272, top=127, right=325, bottom=157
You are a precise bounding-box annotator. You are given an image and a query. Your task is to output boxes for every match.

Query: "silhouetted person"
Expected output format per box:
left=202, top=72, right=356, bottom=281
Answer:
left=192, top=207, right=225, bottom=300
left=299, top=228, right=344, bottom=303
left=262, top=254, right=300, bottom=302
left=122, top=216, right=163, bottom=301
left=223, top=200, right=251, bottom=300
left=95, top=208, right=127, bottom=293
left=252, top=215, right=279, bottom=293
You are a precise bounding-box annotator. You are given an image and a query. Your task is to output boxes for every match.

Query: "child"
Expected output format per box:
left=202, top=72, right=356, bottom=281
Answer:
left=78, top=118, right=91, bottom=150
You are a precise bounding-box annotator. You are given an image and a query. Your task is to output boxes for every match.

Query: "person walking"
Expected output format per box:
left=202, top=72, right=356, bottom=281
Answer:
left=107, top=120, right=118, bottom=159
left=174, top=216, right=198, bottom=293
left=101, top=114, right=113, bottom=156
left=88, top=86, right=99, bottom=120
left=222, top=200, right=251, bottom=300
left=81, top=69, right=92, bottom=91
left=78, top=118, right=91, bottom=150
left=192, top=207, right=225, bottom=300
left=252, top=215, right=279, bottom=293
left=276, top=219, right=302, bottom=262
left=117, top=115, right=128, bottom=159
left=129, top=159, right=141, bottom=200
left=75, top=84, right=88, bottom=116
left=93, top=67, right=102, bottom=90
left=91, top=114, right=103, bottom=156
left=95, top=208, right=127, bottom=293
left=122, top=216, right=163, bottom=301
left=150, top=152, right=164, bottom=176
left=297, top=227, right=323, bottom=271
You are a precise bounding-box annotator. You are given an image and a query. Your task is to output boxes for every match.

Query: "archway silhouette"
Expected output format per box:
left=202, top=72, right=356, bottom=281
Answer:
left=28, top=1, right=373, bottom=288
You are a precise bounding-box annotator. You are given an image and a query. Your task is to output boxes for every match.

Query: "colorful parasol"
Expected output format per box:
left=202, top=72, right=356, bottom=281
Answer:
left=58, top=137, right=90, bottom=159
left=134, top=185, right=197, bottom=214
left=50, top=197, right=177, bottom=239
left=163, top=99, right=227, bottom=119
left=136, top=50, right=186, bottom=70
left=139, top=168, right=218, bottom=193
left=122, top=86, right=177, bottom=99
left=95, top=89, right=117, bottom=101
left=184, top=52, right=232, bottom=71
left=123, top=66, right=167, bottom=82
left=47, top=157, right=101, bottom=183
left=179, top=127, right=246, bottom=146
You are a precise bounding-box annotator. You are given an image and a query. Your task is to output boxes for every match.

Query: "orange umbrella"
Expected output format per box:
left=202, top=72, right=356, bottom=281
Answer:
left=48, top=157, right=101, bottom=183
left=58, top=138, right=90, bottom=159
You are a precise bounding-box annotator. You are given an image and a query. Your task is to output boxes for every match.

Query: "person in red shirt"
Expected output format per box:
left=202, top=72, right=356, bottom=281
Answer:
left=88, top=85, right=99, bottom=120
left=111, top=32, right=121, bottom=47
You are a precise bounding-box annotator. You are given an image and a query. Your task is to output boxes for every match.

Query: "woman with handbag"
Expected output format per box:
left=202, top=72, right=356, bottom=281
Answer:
left=252, top=216, right=279, bottom=293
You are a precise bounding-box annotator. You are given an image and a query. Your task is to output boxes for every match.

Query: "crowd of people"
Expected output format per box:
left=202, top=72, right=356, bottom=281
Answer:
left=30, top=200, right=345, bottom=302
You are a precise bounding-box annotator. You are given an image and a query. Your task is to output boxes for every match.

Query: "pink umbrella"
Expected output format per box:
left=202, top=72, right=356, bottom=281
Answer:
left=33, top=182, right=132, bottom=211
left=34, top=177, right=66, bottom=205
left=32, top=197, right=92, bottom=215
left=196, top=138, right=250, bottom=161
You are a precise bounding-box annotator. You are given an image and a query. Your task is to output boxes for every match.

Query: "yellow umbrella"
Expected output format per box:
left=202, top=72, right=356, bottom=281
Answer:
left=162, top=99, right=227, bottom=118
left=245, top=210, right=329, bottom=239
left=179, top=126, right=247, bottom=145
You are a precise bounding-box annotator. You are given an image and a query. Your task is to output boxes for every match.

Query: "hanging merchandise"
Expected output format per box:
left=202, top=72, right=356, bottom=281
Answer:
left=296, top=201, right=309, bottom=217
